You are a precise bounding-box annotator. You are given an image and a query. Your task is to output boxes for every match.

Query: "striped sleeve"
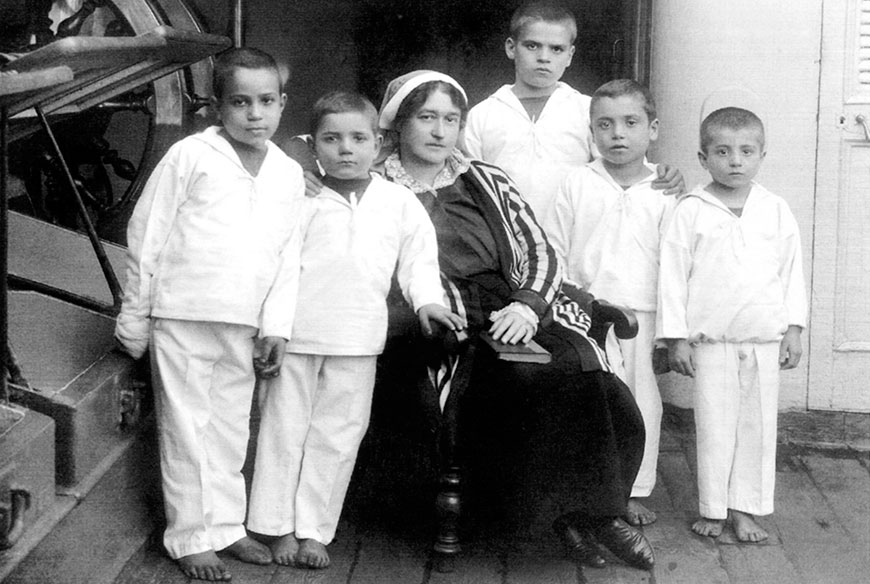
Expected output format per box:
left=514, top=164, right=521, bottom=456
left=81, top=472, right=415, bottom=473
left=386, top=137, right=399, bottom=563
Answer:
left=468, top=161, right=561, bottom=317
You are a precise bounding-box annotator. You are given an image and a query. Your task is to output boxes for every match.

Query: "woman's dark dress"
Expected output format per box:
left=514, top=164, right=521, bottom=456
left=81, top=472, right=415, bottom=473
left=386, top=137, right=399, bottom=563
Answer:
left=403, top=159, right=645, bottom=524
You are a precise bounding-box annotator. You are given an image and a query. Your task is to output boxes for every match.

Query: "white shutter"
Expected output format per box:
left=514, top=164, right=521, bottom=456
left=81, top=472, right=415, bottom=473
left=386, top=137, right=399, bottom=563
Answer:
left=859, top=1, right=870, bottom=87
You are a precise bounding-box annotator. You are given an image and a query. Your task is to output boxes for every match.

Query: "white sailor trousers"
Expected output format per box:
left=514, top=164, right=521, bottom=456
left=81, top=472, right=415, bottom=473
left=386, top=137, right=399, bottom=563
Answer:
left=693, top=341, right=780, bottom=519
left=150, top=318, right=258, bottom=559
left=607, top=310, right=662, bottom=498
left=247, top=353, right=377, bottom=544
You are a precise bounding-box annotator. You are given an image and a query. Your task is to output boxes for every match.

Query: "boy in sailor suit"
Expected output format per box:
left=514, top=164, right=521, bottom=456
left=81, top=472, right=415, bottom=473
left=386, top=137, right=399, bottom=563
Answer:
left=657, top=98, right=806, bottom=543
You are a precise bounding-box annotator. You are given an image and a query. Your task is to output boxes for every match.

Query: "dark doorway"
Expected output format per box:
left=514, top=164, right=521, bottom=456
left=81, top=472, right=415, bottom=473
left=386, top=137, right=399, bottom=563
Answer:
left=233, top=0, right=651, bottom=136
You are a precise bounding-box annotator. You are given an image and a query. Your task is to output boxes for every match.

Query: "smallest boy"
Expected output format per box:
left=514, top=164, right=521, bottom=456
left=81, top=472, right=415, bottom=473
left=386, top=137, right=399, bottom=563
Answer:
left=115, top=48, right=304, bottom=581
left=546, top=79, right=673, bottom=528
left=247, top=91, right=465, bottom=569
left=464, top=0, right=682, bottom=219
left=657, top=99, right=806, bottom=542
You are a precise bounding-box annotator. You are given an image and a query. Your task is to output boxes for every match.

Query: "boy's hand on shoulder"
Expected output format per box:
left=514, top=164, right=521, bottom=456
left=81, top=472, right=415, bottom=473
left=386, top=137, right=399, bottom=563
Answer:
left=303, top=170, right=324, bottom=198
left=418, top=304, right=467, bottom=338
left=666, top=338, right=695, bottom=377
left=779, top=325, right=803, bottom=370
left=652, top=163, right=686, bottom=196
left=254, top=336, right=286, bottom=379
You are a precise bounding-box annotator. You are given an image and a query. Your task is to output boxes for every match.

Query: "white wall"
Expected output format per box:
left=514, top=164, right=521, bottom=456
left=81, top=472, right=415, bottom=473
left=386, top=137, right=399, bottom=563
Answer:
left=649, top=1, right=822, bottom=409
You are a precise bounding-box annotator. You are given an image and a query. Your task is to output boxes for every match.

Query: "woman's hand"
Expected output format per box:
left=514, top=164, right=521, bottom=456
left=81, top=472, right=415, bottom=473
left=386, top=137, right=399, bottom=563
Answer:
left=254, top=336, right=286, bottom=379
left=666, top=338, right=695, bottom=377
left=303, top=170, right=324, bottom=198
left=489, top=305, right=537, bottom=345
left=418, top=304, right=467, bottom=337
left=652, top=163, right=686, bottom=196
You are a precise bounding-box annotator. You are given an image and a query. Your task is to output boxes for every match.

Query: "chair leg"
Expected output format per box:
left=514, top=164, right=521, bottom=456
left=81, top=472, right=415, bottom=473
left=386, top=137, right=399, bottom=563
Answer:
left=434, top=466, right=461, bottom=562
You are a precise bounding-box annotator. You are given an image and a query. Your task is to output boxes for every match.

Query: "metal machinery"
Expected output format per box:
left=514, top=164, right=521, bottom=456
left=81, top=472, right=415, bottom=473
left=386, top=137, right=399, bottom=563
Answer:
left=0, top=1, right=230, bottom=575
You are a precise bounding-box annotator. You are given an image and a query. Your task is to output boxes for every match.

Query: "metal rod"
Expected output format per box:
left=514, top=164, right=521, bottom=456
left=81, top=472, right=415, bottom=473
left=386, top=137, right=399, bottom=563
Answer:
left=35, top=105, right=122, bottom=310
left=233, top=0, right=244, bottom=48
left=1, top=105, right=9, bottom=403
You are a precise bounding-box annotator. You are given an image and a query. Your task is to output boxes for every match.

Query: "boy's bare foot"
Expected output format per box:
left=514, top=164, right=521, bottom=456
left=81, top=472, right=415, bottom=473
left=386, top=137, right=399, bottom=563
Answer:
left=731, top=510, right=769, bottom=542
left=177, top=550, right=231, bottom=581
left=691, top=517, right=725, bottom=537
left=625, top=498, right=657, bottom=526
left=270, top=533, right=300, bottom=566
left=221, top=536, right=273, bottom=565
left=296, top=538, right=330, bottom=569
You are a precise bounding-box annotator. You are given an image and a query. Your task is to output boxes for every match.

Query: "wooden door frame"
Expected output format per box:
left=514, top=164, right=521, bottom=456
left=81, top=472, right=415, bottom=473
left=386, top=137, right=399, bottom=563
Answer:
left=809, top=0, right=870, bottom=412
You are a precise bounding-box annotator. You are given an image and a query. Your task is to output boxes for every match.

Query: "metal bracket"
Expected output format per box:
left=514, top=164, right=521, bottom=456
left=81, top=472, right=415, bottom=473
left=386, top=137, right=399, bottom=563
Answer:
left=0, top=463, right=32, bottom=550
left=855, top=114, right=870, bottom=141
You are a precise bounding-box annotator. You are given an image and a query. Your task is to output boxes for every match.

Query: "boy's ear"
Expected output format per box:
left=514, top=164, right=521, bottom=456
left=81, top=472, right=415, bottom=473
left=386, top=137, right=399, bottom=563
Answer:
left=697, top=149, right=708, bottom=169
left=648, top=118, right=660, bottom=141
left=504, top=37, right=517, bottom=60
left=210, top=95, right=221, bottom=121
left=279, top=92, right=287, bottom=110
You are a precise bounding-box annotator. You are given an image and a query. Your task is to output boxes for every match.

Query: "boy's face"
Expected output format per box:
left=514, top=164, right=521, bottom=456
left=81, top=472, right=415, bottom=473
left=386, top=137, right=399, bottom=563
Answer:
left=215, top=67, right=285, bottom=150
left=698, top=126, right=765, bottom=191
left=590, top=95, right=658, bottom=167
left=314, top=111, right=383, bottom=180
left=505, top=20, right=575, bottom=96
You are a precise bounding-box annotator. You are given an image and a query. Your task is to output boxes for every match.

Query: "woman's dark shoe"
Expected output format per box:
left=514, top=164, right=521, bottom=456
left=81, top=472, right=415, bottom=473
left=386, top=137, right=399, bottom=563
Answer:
left=553, top=517, right=606, bottom=568
left=590, top=517, right=655, bottom=570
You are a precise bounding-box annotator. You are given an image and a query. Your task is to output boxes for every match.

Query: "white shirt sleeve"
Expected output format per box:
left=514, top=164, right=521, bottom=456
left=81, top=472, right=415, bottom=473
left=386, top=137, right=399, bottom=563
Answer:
left=115, top=147, right=189, bottom=358
left=779, top=206, right=808, bottom=329
left=462, top=105, right=484, bottom=160
left=258, top=185, right=309, bottom=340
left=656, top=205, right=693, bottom=341
left=545, top=175, right=577, bottom=276
left=395, top=196, right=446, bottom=311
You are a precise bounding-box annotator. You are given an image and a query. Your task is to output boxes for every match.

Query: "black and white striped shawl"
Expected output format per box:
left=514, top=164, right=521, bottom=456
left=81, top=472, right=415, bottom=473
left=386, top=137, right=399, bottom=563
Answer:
left=441, top=160, right=610, bottom=370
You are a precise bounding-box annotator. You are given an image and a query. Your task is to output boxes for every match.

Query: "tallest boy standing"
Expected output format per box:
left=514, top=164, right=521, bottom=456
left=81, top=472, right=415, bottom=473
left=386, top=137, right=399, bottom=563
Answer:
left=464, top=0, right=682, bottom=221
left=464, top=0, right=681, bottom=525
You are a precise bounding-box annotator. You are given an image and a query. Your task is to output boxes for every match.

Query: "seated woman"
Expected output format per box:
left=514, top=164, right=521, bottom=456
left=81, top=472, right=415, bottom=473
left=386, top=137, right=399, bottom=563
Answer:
left=372, top=70, right=654, bottom=571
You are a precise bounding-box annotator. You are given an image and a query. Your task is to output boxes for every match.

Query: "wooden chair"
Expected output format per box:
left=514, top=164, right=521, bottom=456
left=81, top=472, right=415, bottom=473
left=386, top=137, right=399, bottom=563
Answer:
left=372, top=288, right=638, bottom=571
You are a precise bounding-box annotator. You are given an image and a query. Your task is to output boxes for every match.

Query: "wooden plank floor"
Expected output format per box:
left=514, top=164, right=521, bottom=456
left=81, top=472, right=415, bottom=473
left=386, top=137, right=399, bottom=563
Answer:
left=6, top=410, right=870, bottom=584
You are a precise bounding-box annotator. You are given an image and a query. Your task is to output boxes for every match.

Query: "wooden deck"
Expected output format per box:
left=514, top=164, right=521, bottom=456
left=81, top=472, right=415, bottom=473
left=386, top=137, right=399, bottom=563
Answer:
left=5, top=406, right=870, bottom=584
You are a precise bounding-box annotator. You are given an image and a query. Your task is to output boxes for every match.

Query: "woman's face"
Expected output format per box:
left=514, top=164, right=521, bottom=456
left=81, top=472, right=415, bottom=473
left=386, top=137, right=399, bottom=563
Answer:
left=398, top=89, right=462, bottom=171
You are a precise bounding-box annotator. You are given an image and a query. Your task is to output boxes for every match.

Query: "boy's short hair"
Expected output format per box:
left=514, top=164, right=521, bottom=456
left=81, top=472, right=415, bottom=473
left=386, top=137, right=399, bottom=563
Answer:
left=393, top=80, right=469, bottom=131
left=310, top=91, right=380, bottom=136
left=699, top=107, right=765, bottom=153
left=212, top=47, right=283, bottom=99
left=509, top=1, right=578, bottom=43
left=591, top=79, right=657, bottom=121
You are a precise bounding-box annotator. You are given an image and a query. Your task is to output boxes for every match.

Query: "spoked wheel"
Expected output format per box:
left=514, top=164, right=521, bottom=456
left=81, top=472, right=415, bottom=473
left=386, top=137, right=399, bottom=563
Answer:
left=3, top=0, right=218, bottom=243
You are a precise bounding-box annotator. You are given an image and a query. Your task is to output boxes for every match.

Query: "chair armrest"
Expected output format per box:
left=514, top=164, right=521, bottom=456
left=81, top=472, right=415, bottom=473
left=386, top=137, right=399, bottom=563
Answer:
left=428, top=323, right=470, bottom=355
left=590, top=299, right=638, bottom=341
left=559, top=282, right=638, bottom=342
left=386, top=297, right=469, bottom=356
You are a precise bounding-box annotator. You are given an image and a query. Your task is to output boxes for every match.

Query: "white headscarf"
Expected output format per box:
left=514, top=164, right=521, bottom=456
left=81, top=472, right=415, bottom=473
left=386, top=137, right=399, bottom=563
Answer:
left=378, top=70, right=468, bottom=131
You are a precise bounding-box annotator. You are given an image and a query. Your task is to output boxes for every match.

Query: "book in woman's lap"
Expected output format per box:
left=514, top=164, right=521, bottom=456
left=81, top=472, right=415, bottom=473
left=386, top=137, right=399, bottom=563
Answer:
left=479, top=331, right=551, bottom=364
